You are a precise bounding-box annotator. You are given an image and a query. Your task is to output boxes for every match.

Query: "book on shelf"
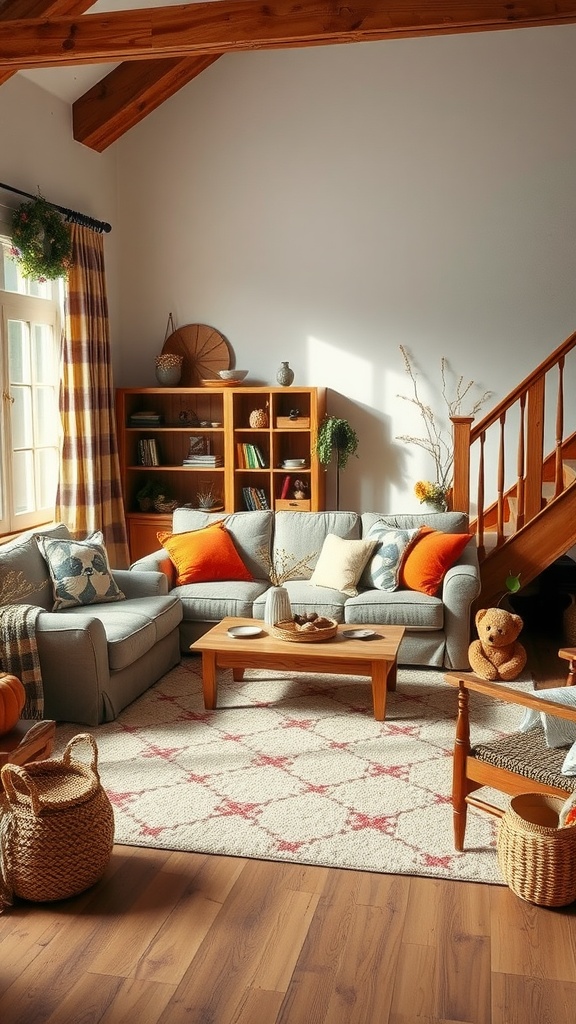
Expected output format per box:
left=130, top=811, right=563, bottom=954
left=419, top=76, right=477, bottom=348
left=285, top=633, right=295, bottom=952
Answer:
left=256, top=488, right=270, bottom=510
left=187, top=435, right=208, bottom=458
left=237, top=443, right=267, bottom=469
left=183, top=456, right=223, bottom=466
left=252, top=444, right=267, bottom=468
left=129, top=410, right=163, bottom=425
left=138, top=438, right=160, bottom=466
left=242, top=486, right=269, bottom=511
left=280, top=474, right=292, bottom=499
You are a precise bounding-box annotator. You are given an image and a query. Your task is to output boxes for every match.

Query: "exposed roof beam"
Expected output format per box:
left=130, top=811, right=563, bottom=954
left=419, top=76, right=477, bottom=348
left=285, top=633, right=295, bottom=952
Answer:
left=0, top=0, right=93, bottom=86
left=3, top=1, right=576, bottom=71
left=0, top=2, right=222, bottom=153
left=73, top=54, right=221, bottom=151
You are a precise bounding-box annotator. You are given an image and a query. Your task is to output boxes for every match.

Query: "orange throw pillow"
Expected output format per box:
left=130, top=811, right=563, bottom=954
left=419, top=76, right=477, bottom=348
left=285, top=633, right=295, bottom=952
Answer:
left=157, top=521, right=253, bottom=585
left=399, top=528, right=470, bottom=596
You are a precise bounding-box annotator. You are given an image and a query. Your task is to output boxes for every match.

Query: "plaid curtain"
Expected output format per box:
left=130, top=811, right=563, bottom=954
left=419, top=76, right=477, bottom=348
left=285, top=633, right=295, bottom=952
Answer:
left=55, top=223, right=130, bottom=569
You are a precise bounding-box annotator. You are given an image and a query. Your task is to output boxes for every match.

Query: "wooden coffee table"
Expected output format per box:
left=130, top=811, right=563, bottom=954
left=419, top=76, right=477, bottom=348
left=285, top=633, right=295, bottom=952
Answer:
left=190, top=617, right=405, bottom=721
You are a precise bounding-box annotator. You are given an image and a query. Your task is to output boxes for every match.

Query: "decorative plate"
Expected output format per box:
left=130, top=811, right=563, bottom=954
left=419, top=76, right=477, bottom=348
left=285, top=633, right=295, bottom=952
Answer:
left=161, top=323, right=231, bottom=385
left=227, top=625, right=263, bottom=639
left=342, top=629, right=377, bottom=640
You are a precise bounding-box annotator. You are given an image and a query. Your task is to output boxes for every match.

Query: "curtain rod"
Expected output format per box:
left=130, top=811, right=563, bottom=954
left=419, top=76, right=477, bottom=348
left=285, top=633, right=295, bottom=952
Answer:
left=0, top=182, right=112, bottom=234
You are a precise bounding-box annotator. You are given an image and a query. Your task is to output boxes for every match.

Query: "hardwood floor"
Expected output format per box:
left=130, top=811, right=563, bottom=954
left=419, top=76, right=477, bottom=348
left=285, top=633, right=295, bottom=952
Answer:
left=1, top=632, right=575, bottom=1024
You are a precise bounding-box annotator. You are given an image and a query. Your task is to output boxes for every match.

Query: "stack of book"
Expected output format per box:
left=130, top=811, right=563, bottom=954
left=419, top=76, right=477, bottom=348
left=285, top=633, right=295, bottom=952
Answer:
left=129, top=410, right=163, bottom=426
left=242, top=486, right=269, bottom=511
left=183, top=454, right=223, bottom=467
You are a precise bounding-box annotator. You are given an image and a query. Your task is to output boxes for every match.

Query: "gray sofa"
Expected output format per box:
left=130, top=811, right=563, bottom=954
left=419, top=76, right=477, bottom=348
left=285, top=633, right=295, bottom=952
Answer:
left=132, top=508, right=481, bottom=670
left=0, top=524, right=182, bottom=725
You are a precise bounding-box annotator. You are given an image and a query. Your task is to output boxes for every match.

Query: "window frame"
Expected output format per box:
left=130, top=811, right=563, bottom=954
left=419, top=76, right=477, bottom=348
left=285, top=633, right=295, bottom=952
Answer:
left=0, top=244, right=63, bottom=537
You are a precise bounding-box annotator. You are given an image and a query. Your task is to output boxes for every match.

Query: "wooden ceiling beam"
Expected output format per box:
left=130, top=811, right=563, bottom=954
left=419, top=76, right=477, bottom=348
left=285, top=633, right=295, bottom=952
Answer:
left=0, top=0, right=93, bottom=86
left=0, top=2, right=221, bottom=153
left=72, top=54, right=221, bottom=152
left=2, top=1, right=576, bottom=71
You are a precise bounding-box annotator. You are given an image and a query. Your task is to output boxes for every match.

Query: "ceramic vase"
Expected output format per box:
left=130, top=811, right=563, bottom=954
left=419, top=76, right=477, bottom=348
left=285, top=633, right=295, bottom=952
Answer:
left=155, top=354, right=183, bottom=386
left=276, top=361, right=294, bottom=387
left=423, top=499, right=448, bottom=513
left=264, top=585, right=292, bottom=626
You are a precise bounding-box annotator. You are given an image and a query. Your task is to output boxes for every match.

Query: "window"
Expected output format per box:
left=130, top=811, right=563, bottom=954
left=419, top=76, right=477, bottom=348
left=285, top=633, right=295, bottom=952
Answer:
left=0, top=238, right=63, bottom=535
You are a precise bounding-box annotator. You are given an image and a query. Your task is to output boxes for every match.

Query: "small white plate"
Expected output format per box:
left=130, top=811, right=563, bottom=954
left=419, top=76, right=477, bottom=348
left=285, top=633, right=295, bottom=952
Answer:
left=282, top=459, right=307, bottom=468
left=342, top=629, right=377, bottom=640
left=227, top=625, right=263, bottom=639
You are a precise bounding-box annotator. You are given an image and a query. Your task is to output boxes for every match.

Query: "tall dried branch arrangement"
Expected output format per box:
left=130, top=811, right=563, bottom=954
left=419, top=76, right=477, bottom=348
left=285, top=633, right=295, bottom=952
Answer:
left=396, top=345, right=492, bottom=489
left=257, top=545, right=317, bottom=586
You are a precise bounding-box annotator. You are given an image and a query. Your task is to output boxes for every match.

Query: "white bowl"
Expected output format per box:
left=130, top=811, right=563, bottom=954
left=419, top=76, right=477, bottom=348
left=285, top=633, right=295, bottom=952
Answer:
left=283, top=459, right=306, bottom=468
left=218, top=369, right=248, bottom=381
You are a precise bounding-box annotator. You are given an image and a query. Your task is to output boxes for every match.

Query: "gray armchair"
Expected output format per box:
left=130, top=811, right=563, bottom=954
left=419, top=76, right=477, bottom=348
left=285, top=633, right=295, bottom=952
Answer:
left=0, top=525, right=182, bottom=725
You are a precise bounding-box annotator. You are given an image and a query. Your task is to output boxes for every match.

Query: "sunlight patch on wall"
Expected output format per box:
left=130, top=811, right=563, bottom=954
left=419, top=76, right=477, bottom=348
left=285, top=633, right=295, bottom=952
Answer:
left=306, top=335, right=374, bottom=404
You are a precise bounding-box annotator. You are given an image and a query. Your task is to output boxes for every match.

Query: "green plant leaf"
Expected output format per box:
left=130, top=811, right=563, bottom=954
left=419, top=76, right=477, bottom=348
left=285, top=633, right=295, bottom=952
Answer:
left=505, top=572, right=521, bottom=594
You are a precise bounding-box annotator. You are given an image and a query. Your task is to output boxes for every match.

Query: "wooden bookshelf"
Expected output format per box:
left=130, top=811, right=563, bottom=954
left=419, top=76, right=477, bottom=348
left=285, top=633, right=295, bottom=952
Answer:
left=116, top=385, right=326, bottom=559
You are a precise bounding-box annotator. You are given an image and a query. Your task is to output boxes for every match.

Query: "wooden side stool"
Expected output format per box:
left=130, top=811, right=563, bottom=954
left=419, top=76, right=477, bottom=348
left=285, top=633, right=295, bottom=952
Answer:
left=558, top=648, right=576, bottom=687
left=0, top=720, right=56, bottom=782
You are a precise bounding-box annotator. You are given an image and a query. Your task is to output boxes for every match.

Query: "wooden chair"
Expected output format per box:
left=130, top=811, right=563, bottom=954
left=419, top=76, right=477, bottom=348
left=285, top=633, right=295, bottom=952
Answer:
left=558, top=647, right=576, bottom=687
left=444, top=672, right=576, bottom=851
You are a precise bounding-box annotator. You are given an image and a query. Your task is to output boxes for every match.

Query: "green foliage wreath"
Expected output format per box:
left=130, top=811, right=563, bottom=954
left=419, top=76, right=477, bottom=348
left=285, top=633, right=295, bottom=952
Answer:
left=10, top=196, right=72, bottom=282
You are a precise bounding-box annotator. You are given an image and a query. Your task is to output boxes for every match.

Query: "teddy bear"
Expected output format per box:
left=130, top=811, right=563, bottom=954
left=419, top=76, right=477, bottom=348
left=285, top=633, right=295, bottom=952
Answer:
left=468, top=606, right=527, bottom=681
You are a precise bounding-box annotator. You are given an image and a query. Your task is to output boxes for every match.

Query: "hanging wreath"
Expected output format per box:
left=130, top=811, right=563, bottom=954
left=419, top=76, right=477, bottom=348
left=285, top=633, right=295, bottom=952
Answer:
left=10, top=195, right=72, bottom=282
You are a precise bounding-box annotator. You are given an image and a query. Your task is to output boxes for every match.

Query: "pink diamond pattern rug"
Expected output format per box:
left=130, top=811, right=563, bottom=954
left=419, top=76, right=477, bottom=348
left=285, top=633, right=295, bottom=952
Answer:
left=55, top=658, right=532, bottom=884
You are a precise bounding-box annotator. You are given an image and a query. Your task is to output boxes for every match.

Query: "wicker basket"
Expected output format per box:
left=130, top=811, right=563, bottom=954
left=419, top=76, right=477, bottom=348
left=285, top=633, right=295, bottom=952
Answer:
left=0, top=734, right=114, bottom=911
left=497, top=793, right=576, bottom=907
left=271, top=618, right=338, bottom=643
left=153, top=498, right=179, bottom=514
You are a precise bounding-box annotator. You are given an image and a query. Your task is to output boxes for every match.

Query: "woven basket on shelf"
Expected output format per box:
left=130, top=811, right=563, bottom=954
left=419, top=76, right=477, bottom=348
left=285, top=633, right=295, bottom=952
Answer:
left=271, top=618, right=338, bottom=643
left=497, top=793, right=576, bottom=907
left=153, top=498, right=179, bottom=514
left=0, top=734, right=114, bottom=912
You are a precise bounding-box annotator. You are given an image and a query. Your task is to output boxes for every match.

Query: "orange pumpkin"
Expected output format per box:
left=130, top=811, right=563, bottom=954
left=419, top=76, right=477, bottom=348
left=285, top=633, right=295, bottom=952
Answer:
left=0, top=673, right=26, bottom=735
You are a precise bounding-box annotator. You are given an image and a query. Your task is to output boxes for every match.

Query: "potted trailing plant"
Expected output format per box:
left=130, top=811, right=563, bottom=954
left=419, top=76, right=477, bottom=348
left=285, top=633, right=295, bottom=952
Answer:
left=315, top=416, right=359, bottom=510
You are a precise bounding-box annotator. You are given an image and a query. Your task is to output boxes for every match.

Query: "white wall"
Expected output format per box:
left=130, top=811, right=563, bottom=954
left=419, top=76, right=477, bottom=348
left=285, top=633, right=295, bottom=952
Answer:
left=114, top=26, right=576, bottom=511
left=7, top=27, right=576, bottom=514
left=0, top=74, right=120, bottom=370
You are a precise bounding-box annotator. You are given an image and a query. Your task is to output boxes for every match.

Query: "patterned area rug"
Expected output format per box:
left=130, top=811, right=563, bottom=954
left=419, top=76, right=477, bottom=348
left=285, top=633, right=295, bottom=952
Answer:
left=55, top=658, right=532, bottom=884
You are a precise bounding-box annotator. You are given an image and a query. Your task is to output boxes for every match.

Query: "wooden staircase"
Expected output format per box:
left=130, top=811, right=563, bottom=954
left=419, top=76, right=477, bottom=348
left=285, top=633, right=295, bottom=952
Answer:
left=451, top=330, right=576, bottom=607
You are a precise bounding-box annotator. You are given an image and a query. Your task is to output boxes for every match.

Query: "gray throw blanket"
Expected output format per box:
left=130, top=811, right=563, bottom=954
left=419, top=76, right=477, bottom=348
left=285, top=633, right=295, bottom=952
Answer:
left=0, top=604, right=43, bottom=719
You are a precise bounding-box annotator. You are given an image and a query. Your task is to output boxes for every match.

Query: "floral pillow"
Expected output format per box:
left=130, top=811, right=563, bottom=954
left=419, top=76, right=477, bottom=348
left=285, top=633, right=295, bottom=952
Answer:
left=35, top=532, right=125, bottom=611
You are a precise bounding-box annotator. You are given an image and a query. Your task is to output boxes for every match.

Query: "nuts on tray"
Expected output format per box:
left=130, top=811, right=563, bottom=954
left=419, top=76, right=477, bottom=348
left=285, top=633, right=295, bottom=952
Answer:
left=293, top=612, right=334, bottom=631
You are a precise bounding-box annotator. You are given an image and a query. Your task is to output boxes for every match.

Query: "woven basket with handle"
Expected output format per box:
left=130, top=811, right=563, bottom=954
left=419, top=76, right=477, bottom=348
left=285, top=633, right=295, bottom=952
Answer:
left=0, top=733, right=114, bottom=912
left=497, top=793, right=576, bottom=907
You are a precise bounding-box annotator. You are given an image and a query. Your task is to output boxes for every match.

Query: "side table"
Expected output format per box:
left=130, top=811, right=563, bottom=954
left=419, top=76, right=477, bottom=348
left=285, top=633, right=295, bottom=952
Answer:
left=0, top=720, right=56, bottom=781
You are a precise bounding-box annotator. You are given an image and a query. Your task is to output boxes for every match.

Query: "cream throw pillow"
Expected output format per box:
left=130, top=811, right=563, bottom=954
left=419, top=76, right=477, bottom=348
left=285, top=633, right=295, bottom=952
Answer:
left=310, top=534, right=377, bottom=597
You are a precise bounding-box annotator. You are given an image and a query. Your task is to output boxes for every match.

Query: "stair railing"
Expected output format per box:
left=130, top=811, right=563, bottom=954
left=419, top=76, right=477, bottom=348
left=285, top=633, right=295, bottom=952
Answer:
left=452, top=330, right=576, bottom=559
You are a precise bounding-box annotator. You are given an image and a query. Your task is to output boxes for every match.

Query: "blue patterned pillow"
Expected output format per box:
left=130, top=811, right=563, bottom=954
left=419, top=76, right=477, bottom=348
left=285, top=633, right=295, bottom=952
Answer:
left=35, top=531, right=125, bottom=611
left=360, top=525, right=422, bottom=592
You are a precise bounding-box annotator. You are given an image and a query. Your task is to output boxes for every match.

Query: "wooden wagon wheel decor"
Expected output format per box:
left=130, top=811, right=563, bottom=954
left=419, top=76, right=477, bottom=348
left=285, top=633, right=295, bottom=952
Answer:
left=161, top=323, right=231, bottom=385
